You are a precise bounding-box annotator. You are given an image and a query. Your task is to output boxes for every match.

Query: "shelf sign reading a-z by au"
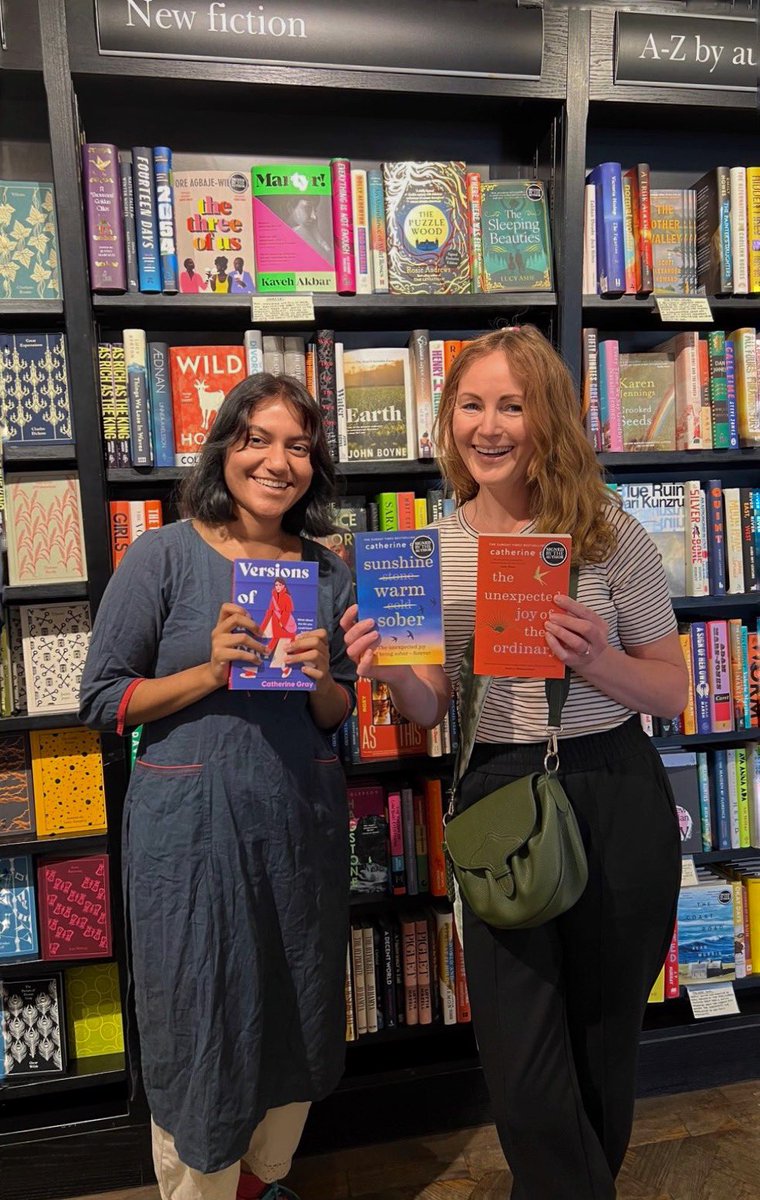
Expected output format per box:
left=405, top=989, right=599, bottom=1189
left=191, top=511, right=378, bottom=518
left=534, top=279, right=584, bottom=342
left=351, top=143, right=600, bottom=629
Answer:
left=95, top=0, right=543, bottom=80
left=615, top=11, right=757, bottom=92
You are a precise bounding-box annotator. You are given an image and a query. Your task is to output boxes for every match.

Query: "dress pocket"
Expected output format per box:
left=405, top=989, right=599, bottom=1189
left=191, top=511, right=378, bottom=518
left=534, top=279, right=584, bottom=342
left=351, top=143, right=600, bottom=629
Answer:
left=129, top=758, right=205, bottom=821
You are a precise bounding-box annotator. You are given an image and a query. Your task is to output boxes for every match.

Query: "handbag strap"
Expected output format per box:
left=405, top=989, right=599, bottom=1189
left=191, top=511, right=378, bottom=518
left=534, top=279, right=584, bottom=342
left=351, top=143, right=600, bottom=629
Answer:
left=450, top=562, right=579, bottom=798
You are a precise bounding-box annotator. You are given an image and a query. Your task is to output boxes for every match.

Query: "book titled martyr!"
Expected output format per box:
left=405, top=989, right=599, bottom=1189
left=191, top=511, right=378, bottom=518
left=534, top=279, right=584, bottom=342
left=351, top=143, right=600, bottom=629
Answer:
left=229, top=559, right=319, bottom=691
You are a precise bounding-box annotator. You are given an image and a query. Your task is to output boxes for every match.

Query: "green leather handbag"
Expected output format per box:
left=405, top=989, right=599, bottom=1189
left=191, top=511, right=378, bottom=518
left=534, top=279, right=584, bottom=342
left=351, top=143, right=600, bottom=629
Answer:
left=444, top=567, right=589, bottom=930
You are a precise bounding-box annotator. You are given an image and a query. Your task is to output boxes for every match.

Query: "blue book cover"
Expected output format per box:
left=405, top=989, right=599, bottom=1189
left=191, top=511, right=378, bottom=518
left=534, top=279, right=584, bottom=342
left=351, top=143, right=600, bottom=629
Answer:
left=354, top=530, right=444, bottom=667
left=676, top=881, right=735, bottom=984
left=131, top=148, right=161, bottom=292
left=153, top=147, right=179, bottom=294
left=0, top=855, right=39, bottom=962
left=690, top=621, right=711, bottom=734
left=587, top=163, right=625, bottom=295
left=148, top=341, right=175, bottom=467
left=724, top=338, right=740, bottom=450
left=706, top=479, right=727, bottom=595
left=229, top=559, right=319, bottom=691
left=0, top=181, right=60, bottom=301
left=0, top=333, right=73, bottom=445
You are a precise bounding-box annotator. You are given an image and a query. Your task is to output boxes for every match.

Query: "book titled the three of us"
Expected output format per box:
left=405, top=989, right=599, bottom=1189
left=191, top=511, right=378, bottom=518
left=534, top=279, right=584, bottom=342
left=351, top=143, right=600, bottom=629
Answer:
left=355, top=531, right=444, bottom=667
left=229, top=559, right=319, bottom=691
left=474, top=534, right=572, bottom=679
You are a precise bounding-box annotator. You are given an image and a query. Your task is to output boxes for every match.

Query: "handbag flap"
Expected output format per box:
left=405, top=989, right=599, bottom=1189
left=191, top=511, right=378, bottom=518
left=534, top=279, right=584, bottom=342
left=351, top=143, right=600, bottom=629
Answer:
left=445, top=774, right=540, bottom=877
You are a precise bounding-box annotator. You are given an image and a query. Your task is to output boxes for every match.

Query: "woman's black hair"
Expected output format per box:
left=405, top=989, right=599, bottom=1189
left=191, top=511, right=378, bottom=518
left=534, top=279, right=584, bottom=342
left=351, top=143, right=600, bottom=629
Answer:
left=179, top=373, right=337, bottom=536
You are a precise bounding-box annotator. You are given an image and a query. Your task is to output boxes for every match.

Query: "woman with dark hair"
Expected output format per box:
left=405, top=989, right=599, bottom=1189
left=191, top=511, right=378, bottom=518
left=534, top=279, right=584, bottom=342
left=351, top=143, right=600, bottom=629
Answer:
left=79, top=374, right=355, bottom=1200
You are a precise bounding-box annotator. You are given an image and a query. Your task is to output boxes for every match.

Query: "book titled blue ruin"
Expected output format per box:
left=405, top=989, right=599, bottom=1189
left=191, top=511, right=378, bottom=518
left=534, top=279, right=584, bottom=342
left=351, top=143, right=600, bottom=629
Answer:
left=229, top=559, right=319, bottom=692
left=354, top=530, right=444, bottom=667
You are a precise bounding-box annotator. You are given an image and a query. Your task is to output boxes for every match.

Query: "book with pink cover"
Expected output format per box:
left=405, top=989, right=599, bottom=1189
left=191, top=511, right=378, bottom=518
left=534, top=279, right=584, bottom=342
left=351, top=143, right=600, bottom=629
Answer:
left=5, top=472, right=87, bottom=586
left=252, top=163, right=335, bottom=293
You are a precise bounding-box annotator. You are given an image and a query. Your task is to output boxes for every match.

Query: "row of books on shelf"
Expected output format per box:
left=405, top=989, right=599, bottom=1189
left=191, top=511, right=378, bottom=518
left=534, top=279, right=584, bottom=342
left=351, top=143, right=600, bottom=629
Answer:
left=338, top=678, right=457, bottom=765
left=0, top=962, right=124, bottom=1082
left=83, top=145, right=554, bottom=298
left=0, top=853, right=111, bottom=965
left=346, top=907, right=470, bottom=1040
left=663, top=861, right=760, bottom=993
left=667, top=620, right=759, bottom=737
left=666, top=745, right=760, bottom=855
left=348, top=777, right=447, bottom=899
left=582, top=328, right=760, bottom=453
left=613, top=480, right=759, bottom=599
left=584, top=162, right=760, bottom=298
left=0, top=604, right=91, bottom=716
left=0, top=728, right=106, bottom=840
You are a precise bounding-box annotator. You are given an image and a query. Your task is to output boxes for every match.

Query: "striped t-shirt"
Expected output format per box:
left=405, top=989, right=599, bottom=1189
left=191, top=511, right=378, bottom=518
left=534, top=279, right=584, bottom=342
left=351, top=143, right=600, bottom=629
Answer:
left=435, top=503, right=677, bottom=744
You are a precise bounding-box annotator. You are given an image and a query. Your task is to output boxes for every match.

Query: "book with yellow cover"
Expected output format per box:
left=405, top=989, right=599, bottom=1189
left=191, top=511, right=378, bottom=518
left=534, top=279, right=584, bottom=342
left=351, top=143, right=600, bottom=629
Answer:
left=474, top=534, right=572, bottom=679
left=30, top=727, right=107, bottom=837
left=65, top=963, right=125, bottom=1058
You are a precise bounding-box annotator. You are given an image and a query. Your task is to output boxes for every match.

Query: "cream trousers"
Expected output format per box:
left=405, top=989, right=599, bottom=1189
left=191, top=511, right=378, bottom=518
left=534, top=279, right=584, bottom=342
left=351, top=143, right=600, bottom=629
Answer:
left=152, top=1102, right=311, bottom=1200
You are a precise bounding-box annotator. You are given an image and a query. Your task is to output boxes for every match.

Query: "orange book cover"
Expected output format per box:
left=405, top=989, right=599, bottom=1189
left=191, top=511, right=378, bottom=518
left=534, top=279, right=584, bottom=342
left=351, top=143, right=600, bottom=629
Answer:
left=396, top=491, right=416, bottom=530
left=109, top=501, right=131, bottom=570
left=144, top=499, right=163, bottom=531
left=356, top=677, right=426, bottom=760
left=169, top=344, right=247, bottom=467
left=443, top=340, right=462, bottom=375
left=423, top=777, right=447, bottom=897
left=474, top=534, right=572, bottom=678
left=748, top=631, right=760, bottom=728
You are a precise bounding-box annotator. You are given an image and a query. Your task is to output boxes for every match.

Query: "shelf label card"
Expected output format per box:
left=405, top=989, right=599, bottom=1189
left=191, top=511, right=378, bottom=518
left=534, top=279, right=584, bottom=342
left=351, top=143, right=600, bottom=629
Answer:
left=681, top=856, right=699, bottom=887
left=687, top=983, right=739, bottom=1020
left=655, top=296, right=713, bottom=323
left=251, top=296, right=315, bottom=324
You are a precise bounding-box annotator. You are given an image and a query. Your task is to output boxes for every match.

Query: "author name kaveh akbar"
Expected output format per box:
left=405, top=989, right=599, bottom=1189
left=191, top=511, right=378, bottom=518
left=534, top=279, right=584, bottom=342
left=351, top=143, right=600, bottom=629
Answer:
left=125, top=2, right=308, bottom=40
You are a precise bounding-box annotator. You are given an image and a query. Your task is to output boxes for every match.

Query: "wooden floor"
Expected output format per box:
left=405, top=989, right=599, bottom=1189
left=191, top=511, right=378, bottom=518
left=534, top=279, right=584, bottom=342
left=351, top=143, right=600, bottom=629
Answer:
left=70, top=1079, right=760, bottom=1200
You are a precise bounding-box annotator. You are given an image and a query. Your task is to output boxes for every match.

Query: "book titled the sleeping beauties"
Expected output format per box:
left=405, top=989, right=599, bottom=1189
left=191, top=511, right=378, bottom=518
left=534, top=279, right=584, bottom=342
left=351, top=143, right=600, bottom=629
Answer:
left=229, top=559, right=319, bottom=691
left=355, top=530, right=444, bottom=668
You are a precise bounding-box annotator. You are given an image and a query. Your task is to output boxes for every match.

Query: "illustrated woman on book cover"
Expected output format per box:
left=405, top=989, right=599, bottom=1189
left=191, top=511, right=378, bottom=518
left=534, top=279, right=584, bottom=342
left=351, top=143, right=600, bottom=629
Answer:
left=341, top=325, right=686, bottom=1200
left=80, top=374, right=356, bottom=1200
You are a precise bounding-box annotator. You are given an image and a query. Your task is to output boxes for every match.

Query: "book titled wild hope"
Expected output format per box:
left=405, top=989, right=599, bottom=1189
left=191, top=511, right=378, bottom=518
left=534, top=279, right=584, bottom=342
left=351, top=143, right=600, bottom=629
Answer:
left=229, top=559, right=319, bottom=691
left=355, top=531, right=444, bottom=667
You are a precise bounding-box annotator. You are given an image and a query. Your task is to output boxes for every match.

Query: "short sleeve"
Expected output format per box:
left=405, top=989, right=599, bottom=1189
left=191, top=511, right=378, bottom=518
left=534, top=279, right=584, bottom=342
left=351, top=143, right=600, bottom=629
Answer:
left=79, top=530, right=170, bottom=732
left=607, top=512, right=678, bottom=647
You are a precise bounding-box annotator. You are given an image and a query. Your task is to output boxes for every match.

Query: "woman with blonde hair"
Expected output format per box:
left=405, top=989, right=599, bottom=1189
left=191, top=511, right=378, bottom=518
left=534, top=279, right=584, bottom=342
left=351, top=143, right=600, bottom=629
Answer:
left=341, top=325, right=685, bottom=1199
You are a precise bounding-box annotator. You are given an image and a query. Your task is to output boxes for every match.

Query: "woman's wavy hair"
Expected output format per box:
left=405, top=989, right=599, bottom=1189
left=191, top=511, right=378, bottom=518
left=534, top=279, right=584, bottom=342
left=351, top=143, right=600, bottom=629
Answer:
left=179, top=373, right=337, bottom=536
left=433, top=325, right=619, bottom=563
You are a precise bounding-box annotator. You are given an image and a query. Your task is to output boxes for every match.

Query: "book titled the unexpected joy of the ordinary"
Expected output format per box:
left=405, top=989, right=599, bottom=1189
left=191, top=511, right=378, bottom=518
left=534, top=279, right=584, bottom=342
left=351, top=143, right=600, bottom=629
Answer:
left=228, top=559, right=319, bottom=691
left=474, top=534, right=572, bottom=679
left=354, top=530, right=444, bottom=667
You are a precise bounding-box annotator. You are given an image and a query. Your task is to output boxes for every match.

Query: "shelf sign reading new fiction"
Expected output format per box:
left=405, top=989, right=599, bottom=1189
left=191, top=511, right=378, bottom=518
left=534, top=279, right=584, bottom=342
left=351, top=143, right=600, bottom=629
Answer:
left=615, top=11, right=757, bottom=93
left=95, top=0, right=543, bottom=81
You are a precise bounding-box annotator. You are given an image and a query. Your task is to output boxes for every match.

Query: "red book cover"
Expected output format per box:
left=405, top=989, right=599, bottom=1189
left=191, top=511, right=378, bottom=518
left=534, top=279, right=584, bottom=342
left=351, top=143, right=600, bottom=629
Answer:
left=452, top=922, right=471, bottom=1022
left=109, top=500, right=131, bottom=570
left=664, top=921, right=679, bottom=999
left=423, top=778, right=447, bottom=898
left=37, top=854, right=111, bottom=961
left=474, top=534, right=572, bottom=678
left=706, top=619, right=733, bottom=732
left=748, top=632, right=760, bottom=728
left=356, top=677, right=426, bottom=760
left=169, top=345, right=246, bottom=467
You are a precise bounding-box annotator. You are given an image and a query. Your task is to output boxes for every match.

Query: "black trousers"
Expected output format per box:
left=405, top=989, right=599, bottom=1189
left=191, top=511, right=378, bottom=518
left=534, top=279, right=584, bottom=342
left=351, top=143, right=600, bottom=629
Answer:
left=460, top=718, right=681, bottom=1200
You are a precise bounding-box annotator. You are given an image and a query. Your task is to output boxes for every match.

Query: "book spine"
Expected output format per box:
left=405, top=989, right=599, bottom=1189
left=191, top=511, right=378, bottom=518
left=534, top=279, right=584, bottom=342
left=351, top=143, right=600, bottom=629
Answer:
left=740, top=488, right=758, bottom=593
left=316, top=330, right=338, bottom=460
left=97, top=342, right=118, bottom=468
left=730, top=329, right=760, bottom=447
left=118, top=151, right=139, bottom=293
left=401, top=786, right=418, bottom=895
left=344, top=943, right=356, bottom=1042
left=730, top=167, right=749, bottom=294
left=330, top=159, right=356, bottom=296
left=696, top=751, right=713, bottom=850
left=621, top=169, right=638, bottom=293
left=244, top=329, right=265, bottom=374
left=707, top=479, right=727, bottom=595
left=737, top=749, right=751, bottom=848
left=153, top=147, right=179, bottom=294
left=729, top=619, right=746, bottom=730
left=726, top=748, right=741, bottom=848
left=109, top=501, right=131, bottom=570
left=732, top=880, right=746, bottom=977
left=400, top=917, right=418, bottom=1025
left=387, top=791, right=406, bottom=895
left=350, top=925, right=367, bottom=1036
left=429, top=340, right=445, bottom=422
left=707, top=331, right=730, bottom=449
left=415, top=918, right=432, bottom=1025
left=366, top=168, right=389, bottom=294
left=684, top=481, right=709, bottom=596
left=723, top=487, right=745, bottom=593
left=717, top=166, right=733, bottom=294
left=334, top=342, right=346, bottom=462
left=707, top=619, right=733, bottom=732
left=123, top=328, right=153, bottom=466
left=379, top=921, right=397, bottom=1029
left=690, top=621, right=712, bottom=733
left=664, top=922, right=679, bottom=999
left=590, top=162, right=625, bottom=295
left=409, top=329, right=434, bottom=459
left=131, top=146, right=161, bottom=292
left=362, top=924, right=378, bottom=1034
left=82, top=143, right=126, bottom=293
left=678, top=629, right=696, bottom=735
left=637, top=163, right=654, bottom=293
left=111, top=341, right=131, bottom=466
left=747, top=167, right=760, bottom=293
left=148, top=342, right=175, bottom=468
left=453, top=922, right=471, bottom=1022
left=741, top=624, right=752, bottom=729
left=582, top=327, right=601, bottom=450
left=425, top=780, right=447, bottom=898
left=466, top=171, right=483, bottom=294
left=698, top=338, right=713, bottom=450
left=582, top=183, right=597, bottom=296
left=711, top=750, right=731, bottom=849
left=351, top=169, right=373, bottom=295
left=413, top=791, right=429, bottom=892
left=724, top=338, right=740, bottom=450
left=433, top=909, right=457, bottom=1025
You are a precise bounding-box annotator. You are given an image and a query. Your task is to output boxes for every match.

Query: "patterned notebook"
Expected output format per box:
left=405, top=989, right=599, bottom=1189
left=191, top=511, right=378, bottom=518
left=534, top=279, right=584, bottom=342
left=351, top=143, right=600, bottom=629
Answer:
left=5, top=472, right=87, bottom=586
left=20, top=603, right=91, bottom=714
left=37, top=854, right=111, bottom=961
left=64, top=963, right=124, bottom=1058
left=1, top=975, right=65, bottom=1078
left=0, top=333, right=73, bottom=445
left=0, top=734, right=34, bottom=840
left=0, top=180, right=61, bottom=301
left=0, top=855, right=39, bottom=962
left=30, top=727, right=106, bottom=837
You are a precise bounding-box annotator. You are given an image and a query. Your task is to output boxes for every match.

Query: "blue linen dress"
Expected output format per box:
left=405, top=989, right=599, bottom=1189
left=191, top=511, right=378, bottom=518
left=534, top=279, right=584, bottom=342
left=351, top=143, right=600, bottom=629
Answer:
left=79, top=521, right=355, bottom=1174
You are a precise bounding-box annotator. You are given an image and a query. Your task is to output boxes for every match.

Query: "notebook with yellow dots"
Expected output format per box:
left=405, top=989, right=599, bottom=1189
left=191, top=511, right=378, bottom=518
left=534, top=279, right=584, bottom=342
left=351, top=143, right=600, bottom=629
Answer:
left=29, top=727, right=107, bottom=837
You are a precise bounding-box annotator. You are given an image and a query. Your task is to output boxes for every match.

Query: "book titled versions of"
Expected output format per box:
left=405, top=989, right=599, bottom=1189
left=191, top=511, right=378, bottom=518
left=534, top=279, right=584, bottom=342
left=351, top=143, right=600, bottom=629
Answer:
left=252, top=163, right=335, bottom=293
left=474, top=534, right=572, bottom=679
left=38, top=854, right=111, bottom=961
left=168, top=344, right=246, bottom=466
left=0, top=333, right=73, bottom=445
left=618, top=482, right=685, bottom=596
left=341, top=346, right=416, bottom=462
left=355, top=530, right=444, bottom=668
left=20, top=603, right=91, bottom=715
left=1, top=974, right=65, bottom=1079
left=0, top=180, right=60, bottom=300
left=0, top=855, right=38, bottom=962
left=480, top=179, right=553, bottom=293
left=0, top=734, right=34, bottom=841
left=229, top=559, right=319, bottom=691
left=173, top=168, right=256, bottom=294
left=382, top=161, right=469, bottom=295
left=5, top=472, right=87, bottom=587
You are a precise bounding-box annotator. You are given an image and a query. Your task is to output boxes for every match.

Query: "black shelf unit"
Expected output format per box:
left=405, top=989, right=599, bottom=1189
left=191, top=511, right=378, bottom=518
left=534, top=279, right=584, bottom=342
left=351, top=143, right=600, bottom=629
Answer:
left=0, top=1053, right=127, bottom=1100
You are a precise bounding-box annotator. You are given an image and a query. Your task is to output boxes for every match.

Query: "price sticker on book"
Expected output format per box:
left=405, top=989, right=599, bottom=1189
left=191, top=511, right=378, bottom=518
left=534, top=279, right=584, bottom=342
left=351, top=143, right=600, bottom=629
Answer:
left=686, top=983, right=739, bottom=1020
left=680, top=856, right=699, bottom=887
left=654, top=296, right=713, bottom=323
left=251, top=296, right=315, bottom=324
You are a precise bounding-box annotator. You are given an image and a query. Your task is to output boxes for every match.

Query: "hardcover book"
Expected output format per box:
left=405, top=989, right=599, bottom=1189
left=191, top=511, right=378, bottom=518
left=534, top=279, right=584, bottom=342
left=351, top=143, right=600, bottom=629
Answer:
left=252, top=163, right=335, bottom=293
left=474, top=534, right=572, bottom=678
left=479, top=179, right=553, bottom=292
left=651, top=189, right=690, bottom=295
left=0, top=855, right=38, bottom=962
left=659, top=751, right=702, bottom=856
left=173, top=168, right=256, bottom=294
left=0, top=333, right=73, bottom=446
left=30, top=727, right=107, bottom=837
left=0, top=180, right=60, bottom=300
left=37, top=854, right=111, bottom=961
left=382, top=161, right=469, bottom=295
left=229, top=559, right=319, bottom=691
left=20, top=603, right=91, bottom=715
left=618, top=482, right=686, bottom=596
left=617, top=352, right=676, bottom=451
left=64, top=963, right=124, bottom=1058
left=82, top=143, right=126, bottom=293
left=341, top=346, right=416, bottom=463
left=354, top=530, right=444, bottom=667
left=356, top=677, right=427, bottom=760
left=1, top=974, right=65, bottom=1077
left=0, top=734, right=34, bottom=841
left=5, top=472, right=87, bottom=587
left=347, top=783, right=389, bottom=896
left=168, top=344, right=246, bottom=466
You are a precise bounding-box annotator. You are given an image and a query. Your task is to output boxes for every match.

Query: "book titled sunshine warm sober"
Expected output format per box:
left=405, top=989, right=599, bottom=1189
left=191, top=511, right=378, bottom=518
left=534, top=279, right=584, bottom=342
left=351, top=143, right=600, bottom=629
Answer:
left=355, top=531, right=444, bottom=667
left=229, top=559, right=319, bottom=692
left=474, top=534, right=572, bottom=679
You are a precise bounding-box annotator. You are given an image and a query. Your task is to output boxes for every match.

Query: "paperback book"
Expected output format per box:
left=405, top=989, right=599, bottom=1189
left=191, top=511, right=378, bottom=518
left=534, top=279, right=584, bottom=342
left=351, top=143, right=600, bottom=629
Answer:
left=354, top=530, right=444, bottom=667
left=474, top=534, right=572, bottom=678
left=229, top=559, right=319, bottom=691
left=168, top=344, right=246, bottom=466
left=173, top=168, right=256, bottom=294
left=382, top=161, right=469, bottom=295
left=340, top=346, right=416, bottom=462
left=252, top=163, right=335, bottom=292
left=479, top=179, right=553, bottom=292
